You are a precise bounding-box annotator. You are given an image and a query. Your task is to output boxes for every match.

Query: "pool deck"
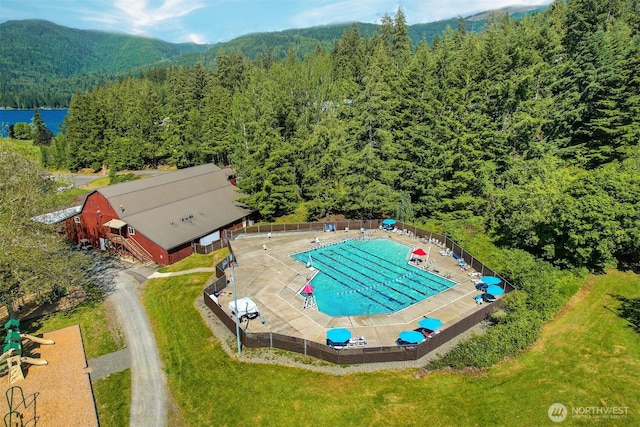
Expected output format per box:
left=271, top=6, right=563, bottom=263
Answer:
left=215, top=229, right=497, bottom=348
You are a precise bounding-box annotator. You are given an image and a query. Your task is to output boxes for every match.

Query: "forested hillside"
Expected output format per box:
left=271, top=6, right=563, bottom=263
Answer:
left=46, top=0, right=640, bottom=272
left=0, top=19, right=208, bottom=108
left=1, top=6, right=544, bottom=108
left=187, top=6, right=546, bottom=67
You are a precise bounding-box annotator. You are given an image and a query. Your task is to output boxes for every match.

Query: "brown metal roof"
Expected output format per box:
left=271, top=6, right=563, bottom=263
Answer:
left=97, top=164, right=251, bottom=250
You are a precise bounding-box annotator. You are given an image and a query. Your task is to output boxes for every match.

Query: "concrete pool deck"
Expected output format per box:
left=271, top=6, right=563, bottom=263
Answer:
left=215, top=229, right=497, bottom=348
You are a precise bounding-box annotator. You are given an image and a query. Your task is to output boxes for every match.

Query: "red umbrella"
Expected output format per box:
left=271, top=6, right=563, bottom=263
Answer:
left=301, top=283, right=315, bottom=294
left=412, top=248, right=427, bottom=256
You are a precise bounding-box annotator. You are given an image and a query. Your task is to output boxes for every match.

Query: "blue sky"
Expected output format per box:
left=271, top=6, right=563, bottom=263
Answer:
left=1, top=1, right=552, bottom=45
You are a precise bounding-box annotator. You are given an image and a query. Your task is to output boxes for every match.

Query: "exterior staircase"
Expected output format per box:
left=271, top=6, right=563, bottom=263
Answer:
left=107, top=233, right=154, bottom=265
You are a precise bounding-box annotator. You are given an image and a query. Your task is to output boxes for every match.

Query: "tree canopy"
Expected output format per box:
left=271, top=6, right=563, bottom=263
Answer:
left=44, top=1, right=640, bottom=272
left=0, top=152, right=92, bottom=312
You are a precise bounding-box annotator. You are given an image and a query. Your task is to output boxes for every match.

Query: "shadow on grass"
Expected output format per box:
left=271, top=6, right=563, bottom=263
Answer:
left=617, top=255, right=640, bottom=274
left=608, top=294, right=640, bottom=334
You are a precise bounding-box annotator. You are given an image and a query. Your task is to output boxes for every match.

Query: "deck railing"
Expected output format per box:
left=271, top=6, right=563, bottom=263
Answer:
left=203, top=220, right=514, bottom=364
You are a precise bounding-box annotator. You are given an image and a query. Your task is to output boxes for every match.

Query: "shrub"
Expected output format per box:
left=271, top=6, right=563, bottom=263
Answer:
left=12, top=122, right=32, bottom=139
left=427, top=306, right=543, bottom=370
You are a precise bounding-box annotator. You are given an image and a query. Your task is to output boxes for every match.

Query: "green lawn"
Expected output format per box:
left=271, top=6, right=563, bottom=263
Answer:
left=144, top=264, right=640, bottom=426
left=93, top=369, right=132, bottom=427
left=27, top=301, right=125, bottom=359
left=157, top=249, right=228, bottom=273
left=0, top=138, right=40, bottom=162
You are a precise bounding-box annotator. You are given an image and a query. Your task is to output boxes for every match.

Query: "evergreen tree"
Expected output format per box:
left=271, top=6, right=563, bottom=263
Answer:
left=31, top=108, right=53, bottom=146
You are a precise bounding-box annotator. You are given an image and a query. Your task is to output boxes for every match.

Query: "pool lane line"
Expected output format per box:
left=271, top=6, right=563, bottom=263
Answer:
left=307, top=254, right=399, bottom=311
left=314, top=251, right=419, bottom=304
left=337, top=245, right=449, bottom=294
left=338, top=246, right=442, bottom=294
left=324, top=248, right=429, bottom=300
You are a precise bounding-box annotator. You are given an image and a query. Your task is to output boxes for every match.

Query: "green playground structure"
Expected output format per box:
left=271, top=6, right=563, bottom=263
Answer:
left=0, top=318, right=54, bottom=384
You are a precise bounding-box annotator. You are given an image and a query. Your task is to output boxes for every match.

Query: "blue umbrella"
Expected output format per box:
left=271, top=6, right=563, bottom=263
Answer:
left=399, top=330, right=425, bottom=344
left=486, top=285, right=504, bottom=296
left=418, top=317, right=443, bottom=330
left=481, top=276, right=502, bottom=286
left=327, top=328, right=351, bottom=343
left=382, top=218, right=396, bottom=225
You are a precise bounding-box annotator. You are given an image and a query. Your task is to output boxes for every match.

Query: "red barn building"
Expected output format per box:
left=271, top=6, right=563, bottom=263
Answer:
left=65, top=164, right=253, bottom=265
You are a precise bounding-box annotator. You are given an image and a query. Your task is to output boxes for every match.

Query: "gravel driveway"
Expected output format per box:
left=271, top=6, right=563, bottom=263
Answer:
left=110, top=269, right=167, bottom=427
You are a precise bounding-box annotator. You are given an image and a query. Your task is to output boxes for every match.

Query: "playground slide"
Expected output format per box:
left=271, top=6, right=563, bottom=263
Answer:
left=0, top=348, right=14, bottom=365
left=20, top=356, right=47, bottom=366
left=20, top=333, right=55, bottom=345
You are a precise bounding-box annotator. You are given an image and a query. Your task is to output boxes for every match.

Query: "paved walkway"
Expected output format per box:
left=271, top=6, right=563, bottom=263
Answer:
left=148, top=267, right=216, bottom=279
left=109, top=269, right=167, bottom=427
left=87, top=264, right=213, bottom=425
left=88, top=349, right=130, bottom=380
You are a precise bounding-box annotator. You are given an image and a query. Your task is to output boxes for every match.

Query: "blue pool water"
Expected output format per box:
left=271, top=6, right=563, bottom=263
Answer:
left=292, top=238, right=456, bottom=316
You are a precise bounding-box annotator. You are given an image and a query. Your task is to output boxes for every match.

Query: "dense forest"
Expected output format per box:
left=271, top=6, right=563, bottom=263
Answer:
left=186, top=6, right=545, bottom=64
left=44, top=0, right=640, bottom=273
left=0, top=7, right=544, bottom=108
left=0, top=19, right=208, bottom=107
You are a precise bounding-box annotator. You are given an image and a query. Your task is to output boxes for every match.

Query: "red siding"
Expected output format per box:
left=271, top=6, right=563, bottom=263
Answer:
left=65, top=191, right=250, bottom=266
left=127, top=229, right=179, bottom=265
left=65, top=192, right=117, bottom=247
left=64, top=191, right=189, bottom=265
left=168, top=242, right=194, bottom=265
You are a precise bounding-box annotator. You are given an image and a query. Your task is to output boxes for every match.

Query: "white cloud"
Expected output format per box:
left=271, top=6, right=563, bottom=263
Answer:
left=188, top=33, right=207, bottom=44
left=408, top=1, right=552, bottom=23
left=105, top=0, right=205, bottom=35
left=293, top=0, right=552, bottom=28
left=291, top=0, right=397, bottom=28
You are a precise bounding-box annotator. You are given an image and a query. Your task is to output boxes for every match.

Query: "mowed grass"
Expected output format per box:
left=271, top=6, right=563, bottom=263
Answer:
left=144, top=264, right=640, bottom=426
left=27, top=300, right=125, bottom=359
left=157, top=249, right=229, bottom=273
left=93, top=369, right=131, bottom=427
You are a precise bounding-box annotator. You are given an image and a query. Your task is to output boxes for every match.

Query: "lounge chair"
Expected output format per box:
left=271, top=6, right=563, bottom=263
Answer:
left=414, top=327, right=437, bottom=339
left=482, top=293, right=497, bottom=303
left=327, top=339, right=349, bottom=349
left=396, top=338, right=417, bottom=347
left=348, top=336, right=367, bottom=347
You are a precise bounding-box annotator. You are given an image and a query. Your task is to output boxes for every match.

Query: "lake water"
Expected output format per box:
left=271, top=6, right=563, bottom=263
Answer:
left=0, top=109, right=68, bottom=137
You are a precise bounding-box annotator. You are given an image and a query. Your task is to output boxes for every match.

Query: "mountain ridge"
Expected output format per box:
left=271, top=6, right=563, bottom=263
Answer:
left=0, top=4, right=548, bottom=108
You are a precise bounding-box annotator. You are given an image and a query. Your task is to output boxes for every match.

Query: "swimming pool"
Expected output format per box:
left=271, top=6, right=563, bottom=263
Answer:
left=292, top=238, right=456, bottom=316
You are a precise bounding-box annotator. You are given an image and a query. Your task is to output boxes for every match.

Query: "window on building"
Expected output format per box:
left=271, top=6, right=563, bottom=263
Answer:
left=128, top=226, right=135, bottom=235
left=74, top=216, right=81, bottom=223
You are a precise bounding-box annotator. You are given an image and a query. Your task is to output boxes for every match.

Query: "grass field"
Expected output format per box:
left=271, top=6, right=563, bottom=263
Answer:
left=144, top=262, right=640, bottom=425
left=27, top=300, right=125, bottom=359
left=0, top=138, right=40, bottom=162
left=93, top=369, right=132, bottom=427
left=157, top=249, right=229, bottom=273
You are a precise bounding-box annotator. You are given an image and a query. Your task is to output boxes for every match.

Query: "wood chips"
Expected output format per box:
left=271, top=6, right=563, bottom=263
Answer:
left=0, top=325, right=98, bottom=427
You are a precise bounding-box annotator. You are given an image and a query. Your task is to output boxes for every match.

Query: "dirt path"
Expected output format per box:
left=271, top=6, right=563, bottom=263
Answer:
left=109, top=270, right=167, bottom=427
